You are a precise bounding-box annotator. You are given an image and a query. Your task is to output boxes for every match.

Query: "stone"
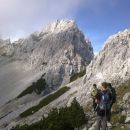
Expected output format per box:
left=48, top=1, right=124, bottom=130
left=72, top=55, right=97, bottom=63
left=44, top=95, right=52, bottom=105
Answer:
left=88, top=122, right=96, bottom=130
left=122, top=110, right=127, bottom=116
left=125, top=117, right=130, bottom=123
left=107, top=122, right=112, bottom=128
left=125, top=110, right=130, bottom=123
left=123, top=92, right=130, bottom=102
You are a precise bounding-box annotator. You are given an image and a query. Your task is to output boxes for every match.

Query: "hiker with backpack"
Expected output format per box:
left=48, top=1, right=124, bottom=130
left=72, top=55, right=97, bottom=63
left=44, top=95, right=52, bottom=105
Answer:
left=107, top=83, right=116, bottom=122
left=95, top=82, right=112, bottom=130
left=91, top=84, right=100, bottom=111
left=107, top=83, right=116, bottom=107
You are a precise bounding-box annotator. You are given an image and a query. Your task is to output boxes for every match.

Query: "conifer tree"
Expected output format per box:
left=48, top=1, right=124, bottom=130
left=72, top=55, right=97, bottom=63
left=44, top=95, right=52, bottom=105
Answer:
left=68, top=98, right=86, bottom=130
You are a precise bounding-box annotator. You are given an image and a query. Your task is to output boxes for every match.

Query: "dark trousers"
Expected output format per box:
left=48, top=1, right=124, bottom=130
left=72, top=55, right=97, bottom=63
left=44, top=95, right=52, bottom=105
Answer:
left=107, top=103, right=113, bottom=122
left=93, top=99, right=97, bottom=111
left=107, top=110, right=111, bottom=122
left=95, top=116, right=107, bottom=130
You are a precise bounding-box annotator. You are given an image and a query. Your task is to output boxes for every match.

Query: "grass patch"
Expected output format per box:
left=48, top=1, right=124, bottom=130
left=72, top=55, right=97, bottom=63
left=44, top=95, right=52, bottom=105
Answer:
left=83, top=103, right=92, bottom=113
left=112, top=126, right=130, bottom=130
left=17, top=77, right=46, bottom=98
left=116, top=80, right=130, bottom=100
left=122, top=40, right=129, bottom=45
left=70, top=69, right=86, bottom=82
left=112, top=103, right=121, bottom=114
left=111, top=113, right=126, bottom=124
left=20, top=86, right=70, bottom=118
left=111, top=80, right=130, bottom=124
left=11, top=98, right=86, bottom=130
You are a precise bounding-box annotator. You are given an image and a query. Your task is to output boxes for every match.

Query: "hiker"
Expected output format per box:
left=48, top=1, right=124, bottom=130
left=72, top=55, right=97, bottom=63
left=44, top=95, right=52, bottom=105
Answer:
left=95, top=82, right=112, bottom=130
left=107, top=83, right=116, bottom=121
left=91, top=84, right=100, bottom=111
left=107, top=83, right=116, bottom=107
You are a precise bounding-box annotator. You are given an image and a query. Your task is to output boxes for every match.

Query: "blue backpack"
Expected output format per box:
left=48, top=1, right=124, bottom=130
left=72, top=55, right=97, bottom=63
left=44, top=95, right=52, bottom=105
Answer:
left=99, top=91, right=110, bottom=110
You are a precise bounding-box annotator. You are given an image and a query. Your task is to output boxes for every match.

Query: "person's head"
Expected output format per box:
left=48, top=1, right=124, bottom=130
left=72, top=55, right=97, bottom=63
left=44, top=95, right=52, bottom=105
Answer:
left=93, top=84, right=97, bottom=89
left=101, top=82, right=108, bottom=91
left=107, top=83, right=112, bottom=88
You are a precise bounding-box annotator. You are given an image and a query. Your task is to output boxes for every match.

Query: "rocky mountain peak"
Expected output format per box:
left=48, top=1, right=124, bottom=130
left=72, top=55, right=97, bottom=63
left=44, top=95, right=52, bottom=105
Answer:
left=103, top=29, right=130, bottom=50
left=43, top=19, right=77, bottom=33
left=0, top=19, right=93, bottom=107
left=0, top=39, right=11, bottom=46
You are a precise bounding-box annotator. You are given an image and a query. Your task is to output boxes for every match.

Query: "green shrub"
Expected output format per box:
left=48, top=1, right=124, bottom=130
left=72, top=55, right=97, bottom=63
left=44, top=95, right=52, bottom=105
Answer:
left=119, top=115, right=126, bottom=124
left=70, top=69, right=86, bottom=82
left=110, top=80, right=130, bottom=125
left=112, top=103, right=120, bottom=114
left=111, top=113, right=126, bottom=124
left=11, top=98, right=86, bottom=130
left=20, top=86, right=70, bottom=118
left=122, top=40, right=128, bottom=45
left=17, top=77, right=46, bottom=98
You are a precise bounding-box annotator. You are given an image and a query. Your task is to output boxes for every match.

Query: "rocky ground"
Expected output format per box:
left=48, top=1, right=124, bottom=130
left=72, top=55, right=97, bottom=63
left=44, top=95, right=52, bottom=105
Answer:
left=81, top=80, right=130, bottom=130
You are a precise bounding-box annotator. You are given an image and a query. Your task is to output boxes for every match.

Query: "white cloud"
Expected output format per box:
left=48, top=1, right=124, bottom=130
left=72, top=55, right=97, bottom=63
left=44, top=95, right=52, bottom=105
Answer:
left=94, top=52, right=99, bottom=56
left=0, top=0, right=118, bottom=41
left=0, top=0, right=85, bottom=41
left=80, top=0, right=118, bottom=13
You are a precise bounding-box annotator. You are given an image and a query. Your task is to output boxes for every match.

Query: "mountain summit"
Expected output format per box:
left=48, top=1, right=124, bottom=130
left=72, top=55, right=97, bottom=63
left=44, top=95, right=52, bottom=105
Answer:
left=0, top=19, right=93, bottom=107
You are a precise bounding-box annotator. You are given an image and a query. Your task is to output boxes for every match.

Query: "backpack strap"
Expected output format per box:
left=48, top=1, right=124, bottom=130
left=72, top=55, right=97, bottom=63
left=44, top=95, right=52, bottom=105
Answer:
left=99, top=90, right=111, bottom=110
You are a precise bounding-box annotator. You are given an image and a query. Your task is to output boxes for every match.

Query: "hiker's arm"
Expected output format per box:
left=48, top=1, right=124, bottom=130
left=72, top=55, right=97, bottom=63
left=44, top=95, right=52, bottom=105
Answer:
left=95, top=93, right=101, bottom=104
left=109, top=93, right=113, bottom=105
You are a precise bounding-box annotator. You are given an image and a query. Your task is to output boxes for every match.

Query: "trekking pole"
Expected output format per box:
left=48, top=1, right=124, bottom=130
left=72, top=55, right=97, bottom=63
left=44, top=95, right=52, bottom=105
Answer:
left=105, top=106, right=108, bottom=130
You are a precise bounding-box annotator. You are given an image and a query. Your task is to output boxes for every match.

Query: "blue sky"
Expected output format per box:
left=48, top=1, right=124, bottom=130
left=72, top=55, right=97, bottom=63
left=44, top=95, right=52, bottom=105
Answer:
left=75, top=0, right=130, bottom=53
left=0, top=0, right=130, bottom=53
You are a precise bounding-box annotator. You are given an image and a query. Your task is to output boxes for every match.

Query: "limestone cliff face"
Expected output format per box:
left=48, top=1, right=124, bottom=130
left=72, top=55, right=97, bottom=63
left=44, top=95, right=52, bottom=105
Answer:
left=85, top=29, right=130, bottom=83
left=0, top=20, right=93, bottom=106
left=78, top=29, right=130, bottom=104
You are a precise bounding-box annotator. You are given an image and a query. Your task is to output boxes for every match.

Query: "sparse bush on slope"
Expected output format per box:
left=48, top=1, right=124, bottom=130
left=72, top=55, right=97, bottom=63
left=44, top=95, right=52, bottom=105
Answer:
left=70, top=69, right=86, bottom=82
left=83, top=80, right=130, bottom=129
left=20, top=86, right=70, bottom=118
left=11, top=98, right=86, bottom=130
left=17, top=75, right=47, bottom=98
left=110, top=80, right=130, bottom=129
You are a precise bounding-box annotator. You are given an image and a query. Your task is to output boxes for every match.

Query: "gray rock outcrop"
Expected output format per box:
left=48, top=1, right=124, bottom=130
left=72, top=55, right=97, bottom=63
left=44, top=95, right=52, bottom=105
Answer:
left=78, top=29, right=130, bottom=105
left=0, top=19, right=93, bottom=107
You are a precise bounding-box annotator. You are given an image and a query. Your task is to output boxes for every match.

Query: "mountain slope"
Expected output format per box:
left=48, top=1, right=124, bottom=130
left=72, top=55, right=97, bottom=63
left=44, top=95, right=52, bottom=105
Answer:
left=78, top=29, right=130, bottom=105
left=0, top=20, right=93, bottom=107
